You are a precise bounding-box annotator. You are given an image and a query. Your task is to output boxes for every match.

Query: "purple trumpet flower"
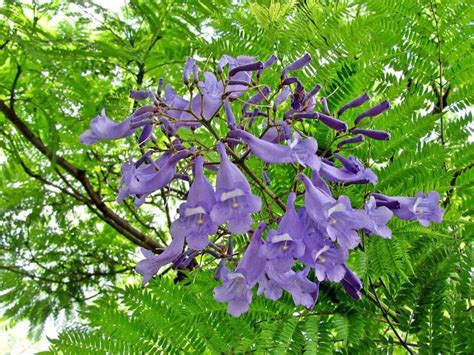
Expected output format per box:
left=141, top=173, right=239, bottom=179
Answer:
left=159, top=85, right=200, bottom=132
left=261, top=264, right=319, bottom=309
left=224, top=100, right=237, bottom=130
left=261, top=193, right=305, bottom=272
left=281, top=53, right=312, bottom=80
left=210, top=142, right=262, bottom=233
left=299, top=174, right=365, bottom=249
left=136, top=232, right=185, bottom=285
left=363, top=197, right=393, bottom=238
left=229, top=129, right=320, bottom=170
left=337, top=135, right=364, bottom=148
left=117, top=149, right=190, bottom=203
left=352, top=129, right=390, bottom=141
left=138, top=124, right=154, bottom=146
left=130, top=90, right=152, bottom=101
left=371, top=192, right=443, bottom=227
left=219, top=55, right=256, bottom=98
left=273, top=87, right=292, bottom=112
left=257, top=54, right=278, bottom=77
left=192, top=72, right=224, bottom=120
left=261, top=121, right=291, bottom=144
left=235, top=222, right=268, bottom=286
left=313, top=243, right=348, bottom=282
left=170, top=156, right=218, bottom=250
left=214, top=223, right=267, bottom=316
left=337, top=93, right=370, bottom=116
left=214, top=270, right=253, bottom=317
left=317, top=113, right=348, bottom=131
left=293, top=112, right=348, bottom=132
left=319, top=154, right=377, bottom=186
left=183, top=57, right=197, bottom=85
left=303, top=84, right=321, bottom=107
left=311, top=171, right=332, bottom=196
left=298, top=207, right=348, bottom=282
left=229, top=61, right=264, bottom=77
left=80, top=108, right=145, bottom=145
left=161, top=85, right=189, bottom=120
left=340, top=265, right=363, bottom=300
left=355, top=100, right=391, bottom=124
left=321, top=97, right=329, bottom=114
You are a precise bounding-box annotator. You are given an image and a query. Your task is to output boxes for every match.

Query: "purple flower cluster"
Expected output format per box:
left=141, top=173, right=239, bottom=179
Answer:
left=80, top=53, right=444, bottom=316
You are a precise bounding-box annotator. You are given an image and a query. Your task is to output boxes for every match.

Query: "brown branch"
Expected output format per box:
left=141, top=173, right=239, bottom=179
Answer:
left=10, top=64, right=22, bottom=109
left=0, top=39, right=9, bottom=50
left=0, top=99, right=162, bottom=251
left=443, top=162, right=474, bottom=207
left=370, top=279, right=413, bottom=354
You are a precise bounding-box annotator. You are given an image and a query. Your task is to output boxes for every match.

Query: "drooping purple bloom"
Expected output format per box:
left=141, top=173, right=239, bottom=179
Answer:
left=352, top=129, right=390, bottom=141
left=136, top=232, right=185, bottom=285
left=288, top=80, right=307, bottom=110
left=158, top=85, right=200, bottom=133
left=229, top=129, right=320, bottom=170
left=340, top=265, right=363, bottom=300
left=337, top=134, right=364, bottom=148
left=261, top=193, right=305, bottom=272
left=273, top=87, right=292, bottom=112
left=235, top=222, right=268, bottom=286
left=302, top=84, right=321, bottom=108
left=363, top=196, right=393, bottom=238
left=183, top=58, right=197, bottom=85
left=317, top=113, right=348, bottom=131
left=224, top=99, right=237, bottom=130
left=354, top=100, right=391, bottom=124
left=292, top=112, right=348, bottom=132
left=229, top=61, right=264, bottom=77
left=261, top=264, right=319, bottom=309
left=117, top=149, right=190, bottom=204
left=170, top=156, right=218, bottom=250
left=218, top=55, right=256, bottom=98
left=321, top=97, right=329, bottom=114
left=257, top=54, right=278, bottom=77
left=319, top=154, right=377, bottom=186
left=210, top=142, right=262, bottom=233
left=298, top=208, right=348, bottom=282
left=337, top=93, right=370, bottom=116
left=214, top=223, right=267, bottom=316
left=160, top=85, right=190, bottom=120
left=130, top=90, right=152, bottom=101
left=299, top=174, right=365, bottom=249
left=80, top=108, right=145, bottom=145
left=191, top=72, right=224, bottom=120
left=371, top=192, right=444, bottom=227
left=311, top=170, right=332, bottom=196
left=281, top=53, right=312, bottom=80
left=214, top=269, right=252, bottom=317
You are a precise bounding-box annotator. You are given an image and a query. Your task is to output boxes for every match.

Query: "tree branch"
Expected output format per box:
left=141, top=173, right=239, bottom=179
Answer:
left=443, top=162, right=474, bottom=207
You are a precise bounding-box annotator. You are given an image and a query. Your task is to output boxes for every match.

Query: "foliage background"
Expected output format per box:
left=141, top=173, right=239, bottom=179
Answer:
left=0, top=0, right=472, bottom=353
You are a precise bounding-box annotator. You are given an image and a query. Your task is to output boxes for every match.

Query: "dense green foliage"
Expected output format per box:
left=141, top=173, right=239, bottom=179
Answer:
left=0, top=0, right=472, bottom=352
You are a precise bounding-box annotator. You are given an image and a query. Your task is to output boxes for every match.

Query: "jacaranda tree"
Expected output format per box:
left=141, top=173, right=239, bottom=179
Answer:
left=0, top=0, right=472, bottom=353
